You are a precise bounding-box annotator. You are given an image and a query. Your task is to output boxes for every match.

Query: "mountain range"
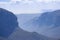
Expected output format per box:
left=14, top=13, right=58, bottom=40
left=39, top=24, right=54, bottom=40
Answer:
left=0, top=8, right=58, bottom=40
left=16, top=10, right=60, bottom=39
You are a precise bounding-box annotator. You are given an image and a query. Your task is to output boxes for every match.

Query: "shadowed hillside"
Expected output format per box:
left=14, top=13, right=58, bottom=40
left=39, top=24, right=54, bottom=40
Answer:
left=17, top=10, right=60, bottom=39
left=0, top=8, right=18, bottom=38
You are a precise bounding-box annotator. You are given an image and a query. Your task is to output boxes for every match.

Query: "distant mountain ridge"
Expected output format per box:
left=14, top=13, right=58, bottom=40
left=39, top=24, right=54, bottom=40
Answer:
left=0, top=8, right=59, bottom=40
left=37, top=10, right=60, bottom=27
left=17, top=10, right=60, bottom=39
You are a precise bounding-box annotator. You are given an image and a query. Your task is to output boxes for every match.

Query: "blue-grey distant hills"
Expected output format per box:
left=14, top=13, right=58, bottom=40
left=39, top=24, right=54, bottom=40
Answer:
left=16, top=10, right=60, bottom=39
left=0, top=8, right=57, bottom=40
left=37, top=10, right=60, bottom=27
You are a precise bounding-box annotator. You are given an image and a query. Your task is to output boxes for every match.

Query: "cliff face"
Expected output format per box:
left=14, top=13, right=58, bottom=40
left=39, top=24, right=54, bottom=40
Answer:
left=36, top=10, right=60, bottom=39
left=0, top=8, right=18, bottom=38
left=37, top=10, right=60, bottom=27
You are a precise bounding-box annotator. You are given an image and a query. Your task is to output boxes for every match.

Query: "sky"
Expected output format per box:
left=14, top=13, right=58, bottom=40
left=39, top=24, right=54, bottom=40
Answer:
left=0, top=0, right=60, bottom=14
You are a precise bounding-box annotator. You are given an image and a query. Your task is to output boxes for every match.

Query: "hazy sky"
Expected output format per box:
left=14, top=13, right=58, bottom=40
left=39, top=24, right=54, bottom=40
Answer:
left=0, top=0, right=60, bottom=14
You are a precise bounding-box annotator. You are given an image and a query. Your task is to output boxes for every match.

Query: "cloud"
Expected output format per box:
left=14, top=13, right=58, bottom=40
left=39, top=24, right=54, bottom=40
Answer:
left=0, top=0, right=41, bottom=14
left=0, top=0, right=10, bottom=2
left=10, top=0, right=22, bottom=3
left=0, top=0, right=60, bottom=14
